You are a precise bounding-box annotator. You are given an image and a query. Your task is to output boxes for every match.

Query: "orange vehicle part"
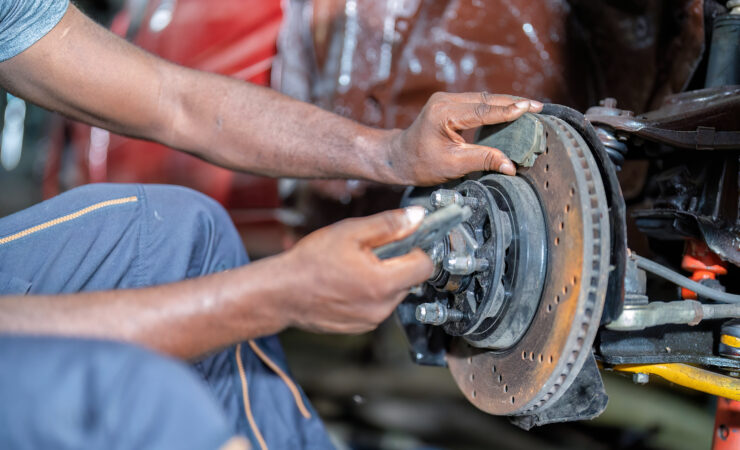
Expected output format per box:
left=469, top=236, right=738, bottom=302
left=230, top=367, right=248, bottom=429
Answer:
left=713, top=398, right=740, bottom=450
left=681, top=239, right=728, bottom=300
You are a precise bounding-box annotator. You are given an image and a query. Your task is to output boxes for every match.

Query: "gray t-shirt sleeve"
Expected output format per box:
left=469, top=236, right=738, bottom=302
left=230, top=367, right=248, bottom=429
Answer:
left=0, top=0, right=70, bottom=62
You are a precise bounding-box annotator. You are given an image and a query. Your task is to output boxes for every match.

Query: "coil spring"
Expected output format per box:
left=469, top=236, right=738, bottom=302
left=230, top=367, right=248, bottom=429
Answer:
left=594, top=126, right=628, bottom=170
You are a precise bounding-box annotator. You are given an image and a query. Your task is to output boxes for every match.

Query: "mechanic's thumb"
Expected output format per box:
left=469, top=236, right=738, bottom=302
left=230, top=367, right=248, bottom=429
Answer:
left=352, top=206, right=426, bottom=248
left=458, top=143, right=516, bottom=175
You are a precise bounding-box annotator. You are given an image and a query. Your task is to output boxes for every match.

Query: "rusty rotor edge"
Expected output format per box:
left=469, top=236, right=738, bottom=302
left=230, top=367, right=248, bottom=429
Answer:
left=518, top=116, right=611, bottom=415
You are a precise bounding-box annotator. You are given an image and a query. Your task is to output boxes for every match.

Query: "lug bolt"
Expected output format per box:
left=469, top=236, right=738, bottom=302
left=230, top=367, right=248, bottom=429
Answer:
left=444, top=253, right=490, bottom=275
left=416, top=302, right=464, bottom=325
left=430, top=189, right=479, bottom=209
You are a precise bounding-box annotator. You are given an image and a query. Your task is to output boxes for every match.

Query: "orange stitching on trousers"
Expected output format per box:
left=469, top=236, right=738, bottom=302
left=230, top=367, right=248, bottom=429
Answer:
left=248, top=340, right=312, bottom=419
left=0, top=196, right=139, bottom=245
left=236, top=343, right=268, bottom=450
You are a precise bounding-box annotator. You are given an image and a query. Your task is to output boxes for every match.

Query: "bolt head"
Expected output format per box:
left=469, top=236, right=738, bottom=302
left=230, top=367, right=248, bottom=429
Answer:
left=416, top=302, right=447, bottom=325
left=416, top=304, right=428, bottom=319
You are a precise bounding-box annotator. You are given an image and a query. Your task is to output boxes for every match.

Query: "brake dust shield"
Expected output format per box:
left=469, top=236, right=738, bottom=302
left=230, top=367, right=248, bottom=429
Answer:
left=446, top=116, right=611, bottom=416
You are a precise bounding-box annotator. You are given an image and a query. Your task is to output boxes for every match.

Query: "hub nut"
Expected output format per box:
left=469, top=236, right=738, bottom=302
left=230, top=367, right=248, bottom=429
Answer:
left=416, top=302, right=464, bottom=325
left=430, top=189, right=480, bottom=209
left=444, top=253, right=490, bottom=275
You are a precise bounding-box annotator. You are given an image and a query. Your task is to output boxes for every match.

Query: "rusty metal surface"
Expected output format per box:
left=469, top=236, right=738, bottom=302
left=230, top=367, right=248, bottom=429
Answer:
left=446, top=116, right=610, bottom=415
left=542, top=103, right=628, bottom=323
left=274, top=0, right=705, bottom=131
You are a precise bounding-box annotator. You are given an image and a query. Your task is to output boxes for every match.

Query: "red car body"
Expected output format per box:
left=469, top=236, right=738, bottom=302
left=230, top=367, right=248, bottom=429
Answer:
left=43, top=0, right=288, bottom=256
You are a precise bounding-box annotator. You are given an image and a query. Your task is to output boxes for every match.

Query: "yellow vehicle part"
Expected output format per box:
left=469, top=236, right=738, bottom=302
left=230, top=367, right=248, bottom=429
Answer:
left=613, top=363, right=740, bottom=400
left=721, top=334, right=740, bottom=349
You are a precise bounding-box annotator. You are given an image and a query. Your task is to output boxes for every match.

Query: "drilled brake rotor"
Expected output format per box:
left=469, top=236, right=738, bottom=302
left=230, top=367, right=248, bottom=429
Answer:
left=446, top=116, right=611, bottom=415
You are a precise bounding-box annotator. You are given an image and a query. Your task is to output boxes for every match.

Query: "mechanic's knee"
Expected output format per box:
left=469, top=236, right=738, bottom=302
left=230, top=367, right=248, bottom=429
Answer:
left=141, top=185, right=248, bottom=278
left=0, top=335, right=233, bottom=449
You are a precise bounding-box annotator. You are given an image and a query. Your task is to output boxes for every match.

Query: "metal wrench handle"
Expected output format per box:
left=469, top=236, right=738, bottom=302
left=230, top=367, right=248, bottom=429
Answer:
left=373, top=204, right=472, bottom=260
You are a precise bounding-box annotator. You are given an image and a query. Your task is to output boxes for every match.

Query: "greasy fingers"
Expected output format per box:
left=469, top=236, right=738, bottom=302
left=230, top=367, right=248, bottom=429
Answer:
left=443, top=101, right=530, bottom=133
left=343, top=206, right=426, bottom=248
left=380, top=248, right=435, bottom=288
left=457, top=143, right=516, bottom=175
left=388, top=91, right=542, bottom=185
left=429, top=92, right=543, bottom=111
left=279, top=210, right=433, bottom=334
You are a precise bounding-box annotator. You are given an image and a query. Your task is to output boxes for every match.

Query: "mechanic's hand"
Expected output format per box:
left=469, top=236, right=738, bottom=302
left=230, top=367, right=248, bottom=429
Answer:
left=387, top=92, right=543, bottom=185
left=281, top=206, right=434, bottom=334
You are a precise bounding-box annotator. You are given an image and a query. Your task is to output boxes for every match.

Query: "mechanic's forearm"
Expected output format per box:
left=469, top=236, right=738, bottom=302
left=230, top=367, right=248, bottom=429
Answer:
left=0, top=5, right=398, bottom=183
left=0, top=257, right=292, bottom=360
left=162, top=68, right=399, bottom=182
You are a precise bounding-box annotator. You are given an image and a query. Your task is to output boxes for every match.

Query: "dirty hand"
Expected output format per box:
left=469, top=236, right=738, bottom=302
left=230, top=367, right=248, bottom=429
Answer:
left=279, top=206, right=434, bottom=334
left=386, top=92, right=543, bottom=186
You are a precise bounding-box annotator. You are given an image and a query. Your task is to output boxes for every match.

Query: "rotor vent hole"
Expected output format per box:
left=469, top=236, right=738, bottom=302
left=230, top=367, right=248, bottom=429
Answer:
left=554, top=295, right=560, bottom=304
left=558, top=222, right=564, bottom=231
left=554, top=237, right=560, bottom=246
left=544, top=181, right=550, bottom=190
left=565, top=204, right=571, bottom=213
left=472, top=390, right=477, bottom=399
left=491, top=365, right=496, bottom=374
left=569, top=186, right=575, bottom=197
left=544, top=164, right=549, bottom=173
left=539, top=354, right=544, bottom=363
left=522, top=351, right=527, bottom=360
left=470, top=373, right=475, bottom=382
left=562, top=285, right=569, bottom=295
left=511, top=396, right=516, bottom=404
left=497, top=374, right=502, bottom=383
left=504, top=385, right=508, bottom=393
left=467, top=357, right=473, bottom=365
left=572, top=276, right=578, bottom=285
left=547, top=304, right=552, bottom=312
left=549, top=355, right=554, bottom=363
left=529, top=352, right=535, bottom=361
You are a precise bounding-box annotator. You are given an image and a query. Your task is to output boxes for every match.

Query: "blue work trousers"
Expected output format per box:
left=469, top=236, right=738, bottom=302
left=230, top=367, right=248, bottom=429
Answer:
left=0, top=183, right=333, bottom=449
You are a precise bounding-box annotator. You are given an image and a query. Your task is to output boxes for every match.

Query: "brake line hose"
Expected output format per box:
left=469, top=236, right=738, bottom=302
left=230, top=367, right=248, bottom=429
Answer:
left=633, top=254, right=740, bottom=304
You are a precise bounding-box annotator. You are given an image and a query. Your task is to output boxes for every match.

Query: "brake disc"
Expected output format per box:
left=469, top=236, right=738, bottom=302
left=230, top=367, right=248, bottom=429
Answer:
left=401, top=115, right=611, bottom=416
left=445, top=116, right=610, bottom=415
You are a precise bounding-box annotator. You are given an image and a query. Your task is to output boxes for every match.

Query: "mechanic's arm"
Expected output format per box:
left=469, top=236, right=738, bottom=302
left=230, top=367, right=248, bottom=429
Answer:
left=0, top=5, right=541, bottom=186
left=0, top=208, right=433, bottom=359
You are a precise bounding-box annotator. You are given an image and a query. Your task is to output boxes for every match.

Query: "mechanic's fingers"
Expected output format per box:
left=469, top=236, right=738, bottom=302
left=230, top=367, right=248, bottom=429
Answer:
left=433, top=92, right=543, bottom=111
left=457, top=143, right=516, bottom=175
left=342, top=206, right=426, bottom=248
left=444, top=101, right=531, bottom=132
left=380, top=248, right=435, bottom=290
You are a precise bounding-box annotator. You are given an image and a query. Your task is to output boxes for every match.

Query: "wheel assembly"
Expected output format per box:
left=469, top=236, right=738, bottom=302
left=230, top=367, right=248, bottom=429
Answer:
left=397, top=113, right=614, bottom=425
